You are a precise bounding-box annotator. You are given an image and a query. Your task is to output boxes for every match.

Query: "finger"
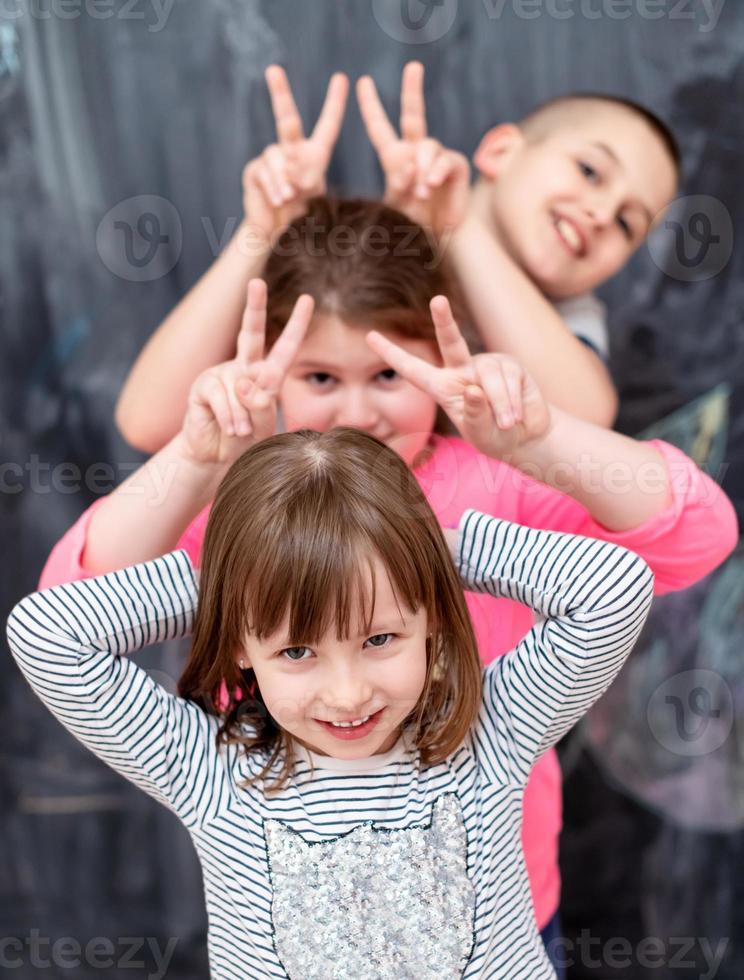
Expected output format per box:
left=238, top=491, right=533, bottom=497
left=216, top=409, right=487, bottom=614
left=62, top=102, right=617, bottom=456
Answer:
left=265, top=65, right=304, bottom=144
left=366, top=330, right=439, bottom=397
left=264, top=144, right=295, bottom=201
left=197, top=375, right=237, bottom=437
left=400, top=61, right=427, bottom=142
left=240, top=381, right=275, bottom=441
left=463, top=385, right=493, bottom=430
left=226, top=376, right=254, bottom=437
left=478, top=361, right=518, bottom=429
left=236, top=279, right=268, bottom=366
left=312, top=72, right=349, bottom=151
left=427, top=149, right=466, bottom=188
left=252, top=158, right=284, bottom=209
left=261, top=293, right=315, bottom=387
left=356, top=75, right=398, bottom=155
left=415, top=138, right=441, bottom=199
left=388, top=149, right=417, bottom=196
left=497, top=360, right=525, bottom=422
left=430, top=296, right=471, bottom=370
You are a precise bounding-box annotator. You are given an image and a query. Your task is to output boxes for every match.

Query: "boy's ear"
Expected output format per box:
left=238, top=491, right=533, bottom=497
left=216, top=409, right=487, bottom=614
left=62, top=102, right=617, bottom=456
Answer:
left=474, top=124, right=525, bottom=179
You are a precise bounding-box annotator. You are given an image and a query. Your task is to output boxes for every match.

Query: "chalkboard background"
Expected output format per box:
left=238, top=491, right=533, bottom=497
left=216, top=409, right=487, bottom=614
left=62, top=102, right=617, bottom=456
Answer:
left=2, top=2, right=743, bottom=977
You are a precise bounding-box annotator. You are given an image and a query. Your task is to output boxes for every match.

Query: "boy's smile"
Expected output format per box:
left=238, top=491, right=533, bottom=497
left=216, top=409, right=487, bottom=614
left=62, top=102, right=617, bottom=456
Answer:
left=472, top=102, right=678, bottom=300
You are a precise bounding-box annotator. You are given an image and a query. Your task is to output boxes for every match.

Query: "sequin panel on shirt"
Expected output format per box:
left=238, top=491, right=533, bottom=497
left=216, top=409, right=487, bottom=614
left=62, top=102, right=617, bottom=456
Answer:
left=264, top=792, right=476, bottom=979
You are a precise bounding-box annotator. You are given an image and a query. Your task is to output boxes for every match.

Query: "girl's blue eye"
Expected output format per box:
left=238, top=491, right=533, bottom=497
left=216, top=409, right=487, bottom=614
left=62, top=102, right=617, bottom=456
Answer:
left=281, top=646, right=313, bottom=662
left=579, top=161, right=599, bottom=182
left=364, top=633, right=394, bottom=648
left=376, top=368, right=398, bottom=384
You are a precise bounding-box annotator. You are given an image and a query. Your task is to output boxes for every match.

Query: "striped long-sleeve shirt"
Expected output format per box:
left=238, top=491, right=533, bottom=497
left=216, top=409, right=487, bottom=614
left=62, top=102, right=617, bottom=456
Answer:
left=7, top=510, right=653, bottom=979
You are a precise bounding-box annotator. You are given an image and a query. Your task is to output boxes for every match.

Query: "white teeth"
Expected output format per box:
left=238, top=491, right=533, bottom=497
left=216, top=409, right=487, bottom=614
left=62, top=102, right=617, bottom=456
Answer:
left=330, top=715, right=371, bottom=728
left=556, top=217, right=582, bottom=253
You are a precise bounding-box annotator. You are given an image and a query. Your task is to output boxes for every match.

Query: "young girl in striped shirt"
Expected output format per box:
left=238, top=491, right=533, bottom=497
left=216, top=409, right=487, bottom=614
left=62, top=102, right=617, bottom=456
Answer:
left=10, top=422, right=654, bottom=979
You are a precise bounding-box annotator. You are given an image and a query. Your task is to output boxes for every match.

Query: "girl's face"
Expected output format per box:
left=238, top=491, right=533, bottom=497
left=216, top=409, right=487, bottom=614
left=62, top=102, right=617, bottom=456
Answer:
left=239, top=556, right=429, bottom=759
left=279, top=313, right=441, bottom=466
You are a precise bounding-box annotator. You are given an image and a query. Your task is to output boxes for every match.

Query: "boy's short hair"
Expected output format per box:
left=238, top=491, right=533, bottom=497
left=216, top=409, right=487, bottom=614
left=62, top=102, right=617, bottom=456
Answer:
left=518, top=93, right=681, bottom=175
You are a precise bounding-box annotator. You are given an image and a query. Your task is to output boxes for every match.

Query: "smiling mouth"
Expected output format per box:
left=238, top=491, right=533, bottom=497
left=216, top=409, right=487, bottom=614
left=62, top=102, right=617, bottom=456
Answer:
left=553, top=214, right=586, bottom=258
left=315, top=708, right=386, bottom=740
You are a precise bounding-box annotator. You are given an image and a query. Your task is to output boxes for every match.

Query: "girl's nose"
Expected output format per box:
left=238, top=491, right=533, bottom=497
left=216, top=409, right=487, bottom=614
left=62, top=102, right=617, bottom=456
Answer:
left=335, top=389, right=380, bottom=431
left=323, top=667, right=373, bottom=716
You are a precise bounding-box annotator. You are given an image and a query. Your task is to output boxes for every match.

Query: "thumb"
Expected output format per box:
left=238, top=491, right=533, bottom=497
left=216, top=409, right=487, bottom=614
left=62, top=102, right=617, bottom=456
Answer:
left=463, top=385, right=489, bottom=425
left=460, top=384, right=497, bottom=444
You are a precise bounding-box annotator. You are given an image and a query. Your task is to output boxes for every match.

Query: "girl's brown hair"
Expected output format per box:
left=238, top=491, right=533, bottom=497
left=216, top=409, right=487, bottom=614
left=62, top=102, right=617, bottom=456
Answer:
left=178, top=428, right=482, bottom=792
left=263, top=195, right=466, bottom=346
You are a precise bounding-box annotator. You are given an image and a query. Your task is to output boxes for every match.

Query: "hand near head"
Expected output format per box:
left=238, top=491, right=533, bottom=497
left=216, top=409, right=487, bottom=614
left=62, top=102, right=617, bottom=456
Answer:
left=367, top=298, right=551, bottom=459
left=243, top=66, right=349, bottom=239
left=357, top=62, right=470, bottom=237
left=183, top=279, right=314, bottom=466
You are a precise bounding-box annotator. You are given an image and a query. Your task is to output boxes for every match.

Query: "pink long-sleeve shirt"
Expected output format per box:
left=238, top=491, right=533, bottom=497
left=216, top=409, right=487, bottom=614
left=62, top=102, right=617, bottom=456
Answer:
left=38, top=436, right=738, bottom=928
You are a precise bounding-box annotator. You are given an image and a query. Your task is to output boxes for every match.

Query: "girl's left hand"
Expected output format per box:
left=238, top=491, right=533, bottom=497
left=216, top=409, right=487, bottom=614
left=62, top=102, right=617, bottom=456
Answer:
left=357, top=62, right=470, bottom=238
left=366, top=296, right=552, bottom=459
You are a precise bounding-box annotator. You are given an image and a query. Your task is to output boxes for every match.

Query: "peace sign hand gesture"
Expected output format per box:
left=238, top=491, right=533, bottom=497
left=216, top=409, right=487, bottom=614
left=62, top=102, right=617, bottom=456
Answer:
left=182, top=279, right=314, bottom=467
left=242, top=66, right=349, bottom=239
left=366, top=297, right=552, bottom=459
left=357, top=62, right=470, bottom=238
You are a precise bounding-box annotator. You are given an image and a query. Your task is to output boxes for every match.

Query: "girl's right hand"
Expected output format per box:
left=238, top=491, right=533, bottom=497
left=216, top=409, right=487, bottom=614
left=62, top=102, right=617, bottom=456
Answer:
left=181, top=279, right=314, bottom=467
left=242, top=66, right=349, bottom=240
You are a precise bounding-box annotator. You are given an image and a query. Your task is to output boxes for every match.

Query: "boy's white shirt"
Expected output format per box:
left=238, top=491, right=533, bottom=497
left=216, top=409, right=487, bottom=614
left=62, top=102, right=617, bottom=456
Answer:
left=555, top=291, right=609, bottom=360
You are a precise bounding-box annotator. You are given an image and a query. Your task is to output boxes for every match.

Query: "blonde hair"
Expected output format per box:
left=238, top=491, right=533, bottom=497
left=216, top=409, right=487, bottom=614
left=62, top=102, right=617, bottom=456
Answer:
left=178, top=428, right=483, bottom=792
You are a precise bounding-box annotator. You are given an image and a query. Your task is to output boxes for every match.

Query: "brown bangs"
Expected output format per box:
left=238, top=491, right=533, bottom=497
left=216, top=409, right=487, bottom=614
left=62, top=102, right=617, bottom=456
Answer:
left=238, top=487, right=440, bottom=649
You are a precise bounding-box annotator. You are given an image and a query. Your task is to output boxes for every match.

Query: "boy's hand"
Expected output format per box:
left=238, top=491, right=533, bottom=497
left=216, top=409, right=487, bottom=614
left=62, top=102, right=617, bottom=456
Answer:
left=242, top=66, right=349, bottom=239
left=182, top=279, right=314, bottom=466
left=366, top=296, right=551, bottom=459
left=357, top=62, right=469, bottom=237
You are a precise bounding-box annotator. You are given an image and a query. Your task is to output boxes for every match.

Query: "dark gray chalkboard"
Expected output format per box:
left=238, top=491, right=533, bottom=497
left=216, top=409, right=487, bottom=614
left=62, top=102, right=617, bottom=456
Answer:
left=2, top=2, right=742, bottom=977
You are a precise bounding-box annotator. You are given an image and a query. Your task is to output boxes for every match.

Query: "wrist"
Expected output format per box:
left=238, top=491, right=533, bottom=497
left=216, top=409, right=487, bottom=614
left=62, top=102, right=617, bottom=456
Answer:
left=501, top=405, right=559, bottom=476
left=170, top=433, right=230, bottom=497
left=233, top=218, right=275, bottom=264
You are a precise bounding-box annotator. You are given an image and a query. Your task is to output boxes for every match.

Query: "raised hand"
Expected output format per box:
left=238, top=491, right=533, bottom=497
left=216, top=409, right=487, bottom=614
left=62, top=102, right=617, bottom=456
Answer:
left=357, top=62, right=470, bottom=237
left=183, top=279, right=314, bottom=466
left=366, top=297, right=552, bottom=459
left=242, top=66, right=349, bottom=238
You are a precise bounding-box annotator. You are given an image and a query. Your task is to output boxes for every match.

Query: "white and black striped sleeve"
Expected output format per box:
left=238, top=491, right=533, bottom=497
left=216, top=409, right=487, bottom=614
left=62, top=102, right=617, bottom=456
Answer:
left=6, top=551, right=221, bottom=829
left=456, top=509, right=654, bottom=783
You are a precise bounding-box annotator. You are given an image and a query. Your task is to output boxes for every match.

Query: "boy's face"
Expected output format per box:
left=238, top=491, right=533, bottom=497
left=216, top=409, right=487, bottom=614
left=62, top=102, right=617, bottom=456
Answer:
left=238, top=556, right=429, bottom=760
left=473, top=106, right=678, bottom=300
